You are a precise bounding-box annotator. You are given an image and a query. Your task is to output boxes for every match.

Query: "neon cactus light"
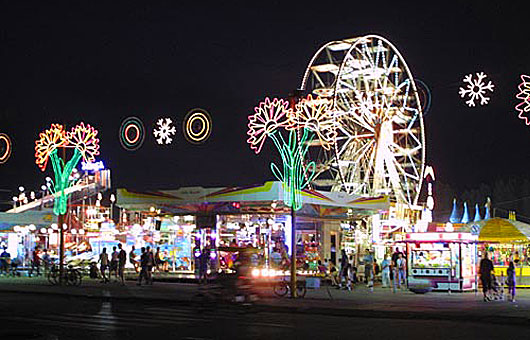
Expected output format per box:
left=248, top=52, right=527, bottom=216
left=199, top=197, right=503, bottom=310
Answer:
left=516, top=75, right=530, bottom=125
left=35, top=123, right=100, bottom=215
left=247, top=96, right=334, bottom=210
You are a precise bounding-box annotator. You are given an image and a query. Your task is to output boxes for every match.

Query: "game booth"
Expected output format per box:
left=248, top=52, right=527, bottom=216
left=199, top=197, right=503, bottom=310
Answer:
left=465, top=218, right=530, bottom=287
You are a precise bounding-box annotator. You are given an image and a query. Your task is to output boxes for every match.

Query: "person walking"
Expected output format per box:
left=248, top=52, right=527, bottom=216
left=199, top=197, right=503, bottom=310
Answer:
left=146, top=246, right=155, bottom=285
left=338, top=249, right=348, bottom=288
left=0, top=247, right=10, bottom=275
left=129, top=246, right=139, bottom=273
left=117, top=243, right=127, bottom=286
left=381, top=255, right=391, bottom=288
left=396, top=253, right=407, bottom=289
left=507, top=259, right=516, bottom=302
left=137, top=247, right=147, bottom=285
left=110, top=246, right=119, bottom=281
left=198, top=248, right=209, bottom=284
left=29, top=247, right=41, bottom=277
left=98, top=247, right=109, bottom=283
left=479, top=252, right=494, bottom=301
left=363, top=250, right=374, bottom=287
left=41, top=249, right=51, bottom=276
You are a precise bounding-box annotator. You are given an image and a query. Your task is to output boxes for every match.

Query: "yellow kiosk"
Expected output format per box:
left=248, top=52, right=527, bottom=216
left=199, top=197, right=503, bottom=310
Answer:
left=467, top=218, right=530, bottom=287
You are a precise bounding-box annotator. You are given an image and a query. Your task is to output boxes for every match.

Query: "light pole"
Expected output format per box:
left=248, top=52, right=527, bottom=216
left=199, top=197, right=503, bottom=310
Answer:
left=110, top=194, right=116, bottom=221
left=12, top=196, right=17, bottom=211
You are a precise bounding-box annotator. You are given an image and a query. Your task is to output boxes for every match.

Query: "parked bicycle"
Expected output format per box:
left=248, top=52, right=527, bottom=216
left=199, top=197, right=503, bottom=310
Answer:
left=273, top=276, right=306, bottom=298
left=47, top=264, right=82, bottom=286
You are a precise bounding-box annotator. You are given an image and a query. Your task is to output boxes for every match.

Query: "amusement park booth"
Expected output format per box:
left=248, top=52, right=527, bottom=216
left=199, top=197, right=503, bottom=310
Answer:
left=464, top=218, right=530, bottom=287
left=117, top=181, right=389, bottom=274
left=405, top=231, right=478, bottom=292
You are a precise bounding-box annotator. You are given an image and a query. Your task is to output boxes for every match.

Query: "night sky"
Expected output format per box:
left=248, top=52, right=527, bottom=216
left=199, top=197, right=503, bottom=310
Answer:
left=1, top=2, right=529, bottom=208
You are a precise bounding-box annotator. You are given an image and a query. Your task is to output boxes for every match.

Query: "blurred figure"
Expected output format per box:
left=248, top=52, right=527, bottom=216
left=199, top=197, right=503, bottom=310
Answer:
left=98, top=247, right=109, bottom=283
left=137, top=247, right=147, bottom=286
left=117, top=243, right=126, bottom=286
left=381, top=255, right=391, bottom=288
left=30, top=247, right=41, bottom=277
left=0, top=247, right=10, bottom=275
left=479, top=252, right=494, bottom=302
left=145, top=246, right=155, bottom=285
left=507, top=260, right=516, bottom=302
left=129, top=246, right=139, bottom=273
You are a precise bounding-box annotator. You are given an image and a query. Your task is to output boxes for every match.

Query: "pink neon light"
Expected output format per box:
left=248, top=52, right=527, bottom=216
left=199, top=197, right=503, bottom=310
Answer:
left=246, top=97, right=291, bottom=154
left=516, top=75, right=530, bottom=125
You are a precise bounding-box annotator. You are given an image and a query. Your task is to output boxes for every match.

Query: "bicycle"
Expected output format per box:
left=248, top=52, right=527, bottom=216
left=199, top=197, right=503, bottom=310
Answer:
left=47, top=264, right=82, bottom=286
left=273, top=276, right=306, bottom=298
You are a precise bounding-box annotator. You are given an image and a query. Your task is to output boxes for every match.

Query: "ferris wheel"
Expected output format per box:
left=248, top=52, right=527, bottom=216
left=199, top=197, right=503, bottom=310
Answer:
left=299, top=35, right=425, bottom=206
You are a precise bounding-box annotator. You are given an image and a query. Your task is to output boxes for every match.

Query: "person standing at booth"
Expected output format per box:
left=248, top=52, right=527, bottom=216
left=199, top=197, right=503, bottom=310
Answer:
left=507, top=260, right=516, bottom=302
left=479, top=252, right=494, bottom=302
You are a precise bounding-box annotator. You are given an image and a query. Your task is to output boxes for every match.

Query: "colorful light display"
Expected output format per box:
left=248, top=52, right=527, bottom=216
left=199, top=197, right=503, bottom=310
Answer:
left=247, top=97, right=334, bottom=210
left=35, top=122, right=100, bottom=215
left=153, top=117, right=177, bottom=145
left=458, top=72, right=494, bottom=107
left=515, top=75, right=530, bottom=125
left=183, top=108, right=212, bottom=144
left=289, top=95, right=336, bottom=150
left=119, top=117, right=145, bottom=151
left=0, top=133, right=12, bottom=164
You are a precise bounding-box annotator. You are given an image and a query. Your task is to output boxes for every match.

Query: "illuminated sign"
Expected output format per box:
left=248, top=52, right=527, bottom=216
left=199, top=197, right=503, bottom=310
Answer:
left=81, top=161, right=105, bottom=171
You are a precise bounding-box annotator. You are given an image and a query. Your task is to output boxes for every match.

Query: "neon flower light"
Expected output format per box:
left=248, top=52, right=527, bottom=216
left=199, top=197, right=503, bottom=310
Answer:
left=247, top=97, right=293, bottom=154
left=0, top=133, right=12, bottom=165
left=458, top=72, right=494, bottom=107
left=35, top=122, right=100, bottom=215
left=247, top=96, right=334, bottom=210
left=289, top=95, right=336, bottom=150
left=515, top=75, right=530, bottom=125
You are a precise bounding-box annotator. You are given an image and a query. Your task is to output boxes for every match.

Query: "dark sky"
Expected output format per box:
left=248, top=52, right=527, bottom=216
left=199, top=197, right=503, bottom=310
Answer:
left=1, top=1, right=529, bottom=206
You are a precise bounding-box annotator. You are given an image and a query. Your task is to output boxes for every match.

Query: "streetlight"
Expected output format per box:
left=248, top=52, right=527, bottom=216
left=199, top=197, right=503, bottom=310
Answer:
left=19, top=186, right=24, bottom=192
left=12, top=196, right=18, bottom=210
left=30, top=191, right=35, bottom=200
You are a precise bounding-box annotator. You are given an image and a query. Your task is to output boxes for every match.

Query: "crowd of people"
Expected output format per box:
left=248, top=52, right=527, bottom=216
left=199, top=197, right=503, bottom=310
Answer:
left=318, top=248, right=407, bottom=292
left=94, top=244, right=170, bottom=286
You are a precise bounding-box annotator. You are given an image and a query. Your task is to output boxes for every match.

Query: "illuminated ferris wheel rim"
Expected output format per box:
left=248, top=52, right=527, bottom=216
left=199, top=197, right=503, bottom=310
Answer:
left=299, top=34, right=426, bottom=206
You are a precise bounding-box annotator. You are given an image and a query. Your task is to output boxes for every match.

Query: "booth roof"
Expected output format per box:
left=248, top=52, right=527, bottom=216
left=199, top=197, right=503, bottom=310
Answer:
left=463, top=218, right=530, bottom=243
left=116, top=181, right=390, bottom=214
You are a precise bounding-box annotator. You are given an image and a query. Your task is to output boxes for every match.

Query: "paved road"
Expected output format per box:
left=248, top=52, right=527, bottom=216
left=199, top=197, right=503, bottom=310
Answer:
left=0, top=292, right=528, bottom=340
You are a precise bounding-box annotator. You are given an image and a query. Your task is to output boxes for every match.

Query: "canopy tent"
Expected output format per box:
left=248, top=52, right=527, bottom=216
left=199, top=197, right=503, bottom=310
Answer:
left=0, top=209, right=58, bottom=232
left=464, top=218, right=530, bottom=243
left=117, top=181, right=390, bottom=219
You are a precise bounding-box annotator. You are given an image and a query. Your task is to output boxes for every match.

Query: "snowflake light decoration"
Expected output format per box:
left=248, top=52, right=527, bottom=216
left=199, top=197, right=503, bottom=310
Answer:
left=153, top=118, right=177, bottom=145
left=458, top=72, right=494, bottom=107
left=515, top=75, right=530, bottom=125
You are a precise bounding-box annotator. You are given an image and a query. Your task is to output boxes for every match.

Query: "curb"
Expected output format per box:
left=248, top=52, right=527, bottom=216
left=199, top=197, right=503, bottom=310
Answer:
left=1, top=286, right=529, bottom=327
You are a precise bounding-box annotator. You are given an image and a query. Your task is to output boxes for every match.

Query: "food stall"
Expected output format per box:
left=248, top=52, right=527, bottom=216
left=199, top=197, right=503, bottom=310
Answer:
left=466, top=218, right=530, bottom=287
left=405, top=232, right=478, bottom=292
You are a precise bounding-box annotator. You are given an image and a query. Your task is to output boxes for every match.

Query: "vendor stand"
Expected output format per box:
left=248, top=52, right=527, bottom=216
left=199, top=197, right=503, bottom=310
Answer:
left=405, top=232, right=477, bottom=292
left=466, top=218, right=530, bottom=287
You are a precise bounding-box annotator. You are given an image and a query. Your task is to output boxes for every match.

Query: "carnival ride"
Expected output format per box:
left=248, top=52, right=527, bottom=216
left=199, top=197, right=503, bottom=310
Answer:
left=298, top=35, right=425, bottom=206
